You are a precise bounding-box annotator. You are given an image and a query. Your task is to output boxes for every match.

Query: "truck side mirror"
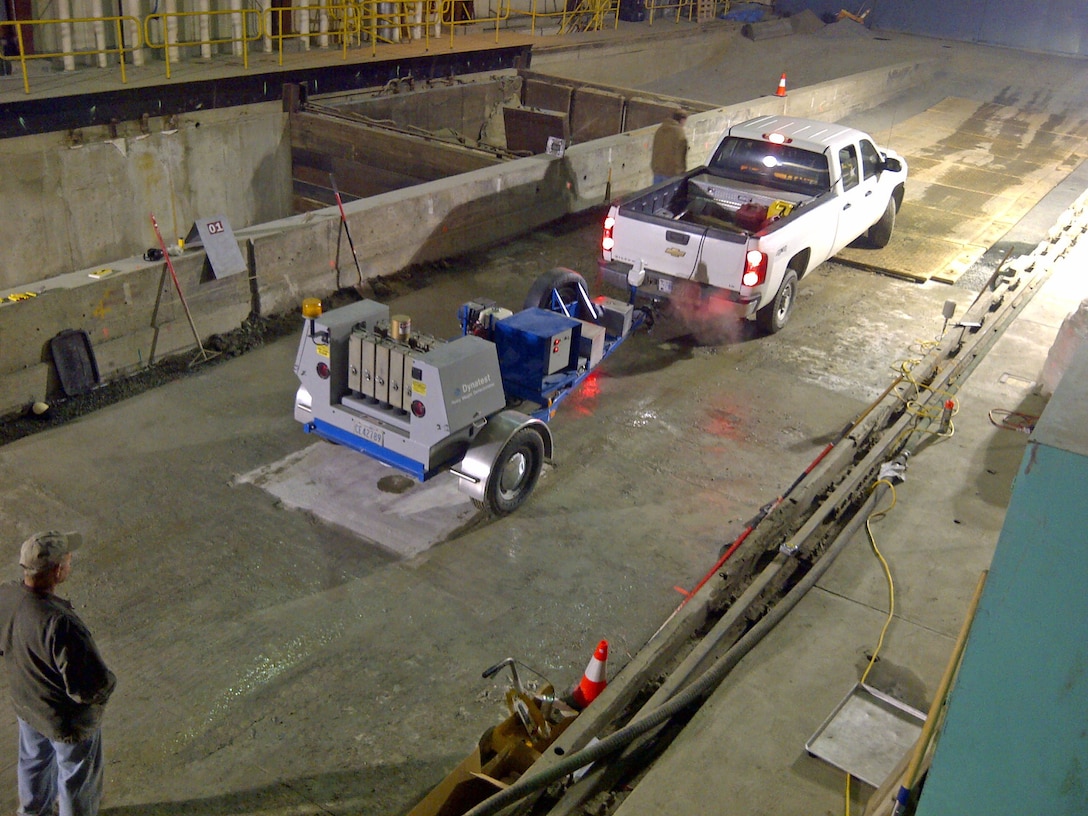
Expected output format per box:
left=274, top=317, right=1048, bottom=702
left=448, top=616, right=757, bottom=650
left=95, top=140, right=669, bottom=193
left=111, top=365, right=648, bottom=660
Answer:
left=881, top=156, right=902, bottom=173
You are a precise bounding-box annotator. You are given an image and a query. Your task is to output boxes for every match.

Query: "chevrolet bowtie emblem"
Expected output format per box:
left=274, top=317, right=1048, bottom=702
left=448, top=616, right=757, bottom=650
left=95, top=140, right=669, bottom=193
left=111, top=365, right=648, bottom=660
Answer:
left=665, top=247, right=686, bottom=257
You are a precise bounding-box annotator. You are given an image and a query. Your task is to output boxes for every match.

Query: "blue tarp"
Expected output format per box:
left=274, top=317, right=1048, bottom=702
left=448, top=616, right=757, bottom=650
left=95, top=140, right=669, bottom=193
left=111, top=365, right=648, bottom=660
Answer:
left=723, top=3, right=765, bottom=23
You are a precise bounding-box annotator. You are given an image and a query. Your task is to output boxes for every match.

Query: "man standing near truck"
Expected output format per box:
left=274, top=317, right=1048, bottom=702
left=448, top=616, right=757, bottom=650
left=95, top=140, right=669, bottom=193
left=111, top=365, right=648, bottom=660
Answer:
left=0, top=531, right=116, bottom=816
left=651, top=108, right=689, bottom=185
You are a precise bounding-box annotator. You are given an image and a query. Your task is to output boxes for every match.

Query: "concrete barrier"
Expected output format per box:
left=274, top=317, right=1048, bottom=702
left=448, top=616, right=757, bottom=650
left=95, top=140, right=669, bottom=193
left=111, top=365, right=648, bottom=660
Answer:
left=0, top=58, right=935, bottom=417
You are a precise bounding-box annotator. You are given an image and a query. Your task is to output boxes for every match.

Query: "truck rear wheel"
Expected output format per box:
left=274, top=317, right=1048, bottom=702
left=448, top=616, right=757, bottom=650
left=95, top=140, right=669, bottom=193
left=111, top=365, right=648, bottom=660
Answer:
left=524, top=268, right=589, bottom=313
left=868, top=198, right=896, bottom=248
left=756, top=270, right=798, bottom=334
left=484, top=427, right=545, bottom=515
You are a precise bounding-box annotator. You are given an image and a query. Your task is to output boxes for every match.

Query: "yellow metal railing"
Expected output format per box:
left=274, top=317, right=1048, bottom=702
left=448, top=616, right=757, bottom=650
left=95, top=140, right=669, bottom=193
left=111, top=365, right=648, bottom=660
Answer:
left=358, top=0, right=440, bottom=56
left=505, top=0, right=565, bottom=36
left=646, top=0, right=694, bottom=25
left=558, top=0, right=619, bottom=33
left=144, top=8, right=263, bottom=79
left=1, top=0, right=644, bottom=94
left=262, top=2, right=364, bottom=63
left=1, top=15, right=139, bottom=94
left=441, top=0, right=512, bottom=47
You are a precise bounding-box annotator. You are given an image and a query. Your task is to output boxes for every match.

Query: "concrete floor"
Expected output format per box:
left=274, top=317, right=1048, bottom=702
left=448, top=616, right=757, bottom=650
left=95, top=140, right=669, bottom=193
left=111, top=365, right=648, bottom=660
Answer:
left=0, top=19, right=1086, bottom=816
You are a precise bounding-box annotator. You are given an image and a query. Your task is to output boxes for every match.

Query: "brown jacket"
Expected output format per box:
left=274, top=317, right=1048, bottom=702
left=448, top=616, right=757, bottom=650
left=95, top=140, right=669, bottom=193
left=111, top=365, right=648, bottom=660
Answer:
left=651, top=118, right=688, bottom=178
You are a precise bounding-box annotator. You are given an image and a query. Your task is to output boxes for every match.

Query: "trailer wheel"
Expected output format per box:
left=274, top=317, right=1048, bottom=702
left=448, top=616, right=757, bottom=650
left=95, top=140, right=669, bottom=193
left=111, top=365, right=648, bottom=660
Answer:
left=484, top=427, right=545, bottom=515
left=868, top=198, right=896, bottom=248
left=756, top=269, right=798, bottom=334
left=524, top=268, right=589, bottom=313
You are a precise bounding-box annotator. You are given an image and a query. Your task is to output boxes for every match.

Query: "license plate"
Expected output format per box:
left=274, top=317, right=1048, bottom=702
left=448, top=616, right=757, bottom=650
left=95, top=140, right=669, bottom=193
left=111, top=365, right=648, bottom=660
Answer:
left=354, top=421, right=383, bottom=446
left=657, top=277, right=673, bottom=294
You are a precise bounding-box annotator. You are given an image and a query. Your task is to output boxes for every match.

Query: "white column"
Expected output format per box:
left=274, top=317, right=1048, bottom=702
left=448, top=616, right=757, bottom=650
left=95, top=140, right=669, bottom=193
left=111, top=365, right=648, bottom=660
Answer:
left=89, top=0, right=108, bottom=68
left=164, top=0, right=179, bottom=64
left=198, top=0, right=211, bottom=58
left=56, top=0, right=76, bottom=71
left=230, top=0, right=244, bottom=57
left=316, top=0, right=329, bottom=49
left=122, top=0, right=144, bottom=67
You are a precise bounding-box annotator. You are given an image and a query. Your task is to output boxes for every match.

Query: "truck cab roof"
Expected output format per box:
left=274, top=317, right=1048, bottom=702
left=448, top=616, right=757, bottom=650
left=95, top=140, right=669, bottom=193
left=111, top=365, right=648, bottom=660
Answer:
left=726, top=115, right=870, bottom=154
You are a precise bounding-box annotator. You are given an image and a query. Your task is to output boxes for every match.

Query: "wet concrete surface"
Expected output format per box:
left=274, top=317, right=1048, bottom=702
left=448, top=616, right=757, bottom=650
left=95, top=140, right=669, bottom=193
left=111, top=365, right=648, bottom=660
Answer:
left=0, top=21, right=1086, bottom=816
left=0, top=221, right=1036, bottom=815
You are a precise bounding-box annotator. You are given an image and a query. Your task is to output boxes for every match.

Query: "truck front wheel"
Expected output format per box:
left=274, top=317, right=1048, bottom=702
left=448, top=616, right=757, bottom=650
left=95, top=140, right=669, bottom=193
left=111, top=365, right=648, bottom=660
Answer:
left=483, top=427, right=545, bottom=515
left=756, top=270, right=798, bottom=334
left=868, top=198, right=896, bottom=248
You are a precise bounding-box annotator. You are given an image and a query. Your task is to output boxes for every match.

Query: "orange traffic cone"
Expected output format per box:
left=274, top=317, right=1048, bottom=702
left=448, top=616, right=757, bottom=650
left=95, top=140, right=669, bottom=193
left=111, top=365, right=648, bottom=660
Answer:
left=775, top=72, right=788, bottom=97
left=572, top=639, right=609, bottom=709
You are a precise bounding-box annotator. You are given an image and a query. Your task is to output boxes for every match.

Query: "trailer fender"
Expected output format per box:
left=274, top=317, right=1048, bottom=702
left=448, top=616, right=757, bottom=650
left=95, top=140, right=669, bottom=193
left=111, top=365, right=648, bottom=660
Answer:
left=451, top=410, right=554, bottom=515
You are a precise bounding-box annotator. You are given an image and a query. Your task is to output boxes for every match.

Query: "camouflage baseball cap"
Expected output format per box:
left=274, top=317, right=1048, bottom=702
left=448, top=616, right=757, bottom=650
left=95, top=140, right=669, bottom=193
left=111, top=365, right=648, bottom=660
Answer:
left=20, top=531, right=83, bottom=572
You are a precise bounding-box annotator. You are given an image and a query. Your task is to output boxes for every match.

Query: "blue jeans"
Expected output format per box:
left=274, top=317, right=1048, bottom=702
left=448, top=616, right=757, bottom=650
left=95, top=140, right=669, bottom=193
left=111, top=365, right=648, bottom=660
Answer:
left=17, top=719, right=103, bottom=816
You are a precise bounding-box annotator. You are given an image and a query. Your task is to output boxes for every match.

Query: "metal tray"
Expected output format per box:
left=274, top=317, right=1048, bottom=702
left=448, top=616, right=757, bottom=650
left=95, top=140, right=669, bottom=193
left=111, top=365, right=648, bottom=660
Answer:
left=805, top=682, right=926, bottom=787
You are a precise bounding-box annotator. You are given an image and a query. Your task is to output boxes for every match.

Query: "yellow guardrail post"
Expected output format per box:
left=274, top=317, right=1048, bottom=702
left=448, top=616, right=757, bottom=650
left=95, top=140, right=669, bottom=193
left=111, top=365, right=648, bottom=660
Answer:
left=114, top=16, right=128, bottom=84
left=14, top=20, right=30, bottom=94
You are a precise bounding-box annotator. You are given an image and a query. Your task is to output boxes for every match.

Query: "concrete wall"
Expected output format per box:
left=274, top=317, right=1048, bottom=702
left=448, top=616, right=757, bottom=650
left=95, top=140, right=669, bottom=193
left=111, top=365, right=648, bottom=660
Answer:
left=0, top=104, right=292, bottom=291
left=777, top=0, right=1088, bottom=57
left=529, top=27, right=734, bottom=88
left=0, top=58, right=935, bottom=416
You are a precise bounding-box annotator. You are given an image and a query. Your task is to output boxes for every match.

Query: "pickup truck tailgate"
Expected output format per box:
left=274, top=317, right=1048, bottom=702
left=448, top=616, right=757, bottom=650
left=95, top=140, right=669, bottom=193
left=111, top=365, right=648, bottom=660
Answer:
left=611, top=209, right=706, bottom=280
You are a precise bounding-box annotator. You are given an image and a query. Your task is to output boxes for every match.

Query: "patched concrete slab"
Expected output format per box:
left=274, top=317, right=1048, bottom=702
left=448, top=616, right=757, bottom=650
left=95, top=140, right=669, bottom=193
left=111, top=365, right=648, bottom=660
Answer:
left=234, top=442, right=480, bottom=558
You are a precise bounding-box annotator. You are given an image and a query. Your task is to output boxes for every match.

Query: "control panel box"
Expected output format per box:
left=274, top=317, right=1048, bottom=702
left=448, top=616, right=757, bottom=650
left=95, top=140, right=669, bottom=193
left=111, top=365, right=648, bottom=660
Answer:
left=594, top=296, right=634, bottom=338
left=494, top=308, right=581, bottom=402
left=577, top=320, right=606, bottom=368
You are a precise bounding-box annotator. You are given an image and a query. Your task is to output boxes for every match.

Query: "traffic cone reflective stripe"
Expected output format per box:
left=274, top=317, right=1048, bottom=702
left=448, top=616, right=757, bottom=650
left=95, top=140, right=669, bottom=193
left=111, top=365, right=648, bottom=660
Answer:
left=775, top=72, right=788, bottom=97
left=572, top=639, right=609, bottom=709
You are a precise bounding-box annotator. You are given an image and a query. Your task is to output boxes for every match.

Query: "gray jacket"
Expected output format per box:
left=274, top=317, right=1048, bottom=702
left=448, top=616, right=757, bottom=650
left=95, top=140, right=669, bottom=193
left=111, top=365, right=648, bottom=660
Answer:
left=0, top=582, right=116, bottom=743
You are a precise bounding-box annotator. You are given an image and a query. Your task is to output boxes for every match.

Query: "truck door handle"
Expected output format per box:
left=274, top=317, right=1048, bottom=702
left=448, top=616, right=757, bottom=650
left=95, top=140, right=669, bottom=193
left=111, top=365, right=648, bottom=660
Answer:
left=665, top=230, right=691, bottom=245
left=843, top=203, right=852, bottom=210
left=865, top=190, right=873, bottom=197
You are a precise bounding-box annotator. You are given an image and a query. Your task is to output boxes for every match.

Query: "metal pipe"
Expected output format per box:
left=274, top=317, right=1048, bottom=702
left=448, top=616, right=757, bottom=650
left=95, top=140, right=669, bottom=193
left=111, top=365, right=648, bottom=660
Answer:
left=465, top=475, right=902, bottom=816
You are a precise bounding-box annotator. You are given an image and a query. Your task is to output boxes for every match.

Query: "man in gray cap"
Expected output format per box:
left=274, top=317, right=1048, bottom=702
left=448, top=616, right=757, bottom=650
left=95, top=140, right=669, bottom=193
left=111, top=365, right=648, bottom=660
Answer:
left=0, top=531, right=116, bottom=816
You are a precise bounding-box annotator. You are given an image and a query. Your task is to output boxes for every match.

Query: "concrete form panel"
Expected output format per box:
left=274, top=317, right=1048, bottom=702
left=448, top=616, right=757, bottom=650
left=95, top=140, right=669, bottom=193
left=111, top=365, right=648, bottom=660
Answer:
left=522, top=78, right=573, bottom=115
left=503, top=107, right=570, bottom=155
left=623, top=99, right=677, bottom=133
left=291, top=114, right=500, bottom=199
left=336, top=78, right=522, bottom=144
left=570, top=87, right=625, bottom=144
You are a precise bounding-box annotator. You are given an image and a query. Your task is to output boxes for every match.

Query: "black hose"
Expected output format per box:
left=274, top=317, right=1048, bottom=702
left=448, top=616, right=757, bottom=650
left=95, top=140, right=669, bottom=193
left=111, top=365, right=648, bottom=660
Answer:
left=462, top=479, right=894, bottom=816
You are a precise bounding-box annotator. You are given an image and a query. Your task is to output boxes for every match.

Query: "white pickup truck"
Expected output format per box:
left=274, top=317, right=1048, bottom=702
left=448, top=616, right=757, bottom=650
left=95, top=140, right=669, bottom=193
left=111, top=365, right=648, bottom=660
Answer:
left=599, top=115, right=907, bottom=333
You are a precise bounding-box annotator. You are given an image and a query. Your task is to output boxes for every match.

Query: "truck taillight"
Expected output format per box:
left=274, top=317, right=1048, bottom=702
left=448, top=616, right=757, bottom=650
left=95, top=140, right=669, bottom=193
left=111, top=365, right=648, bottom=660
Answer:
left=602, top=215, right=616, bottom=254
left=742, top=250, right=767, bottom=287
